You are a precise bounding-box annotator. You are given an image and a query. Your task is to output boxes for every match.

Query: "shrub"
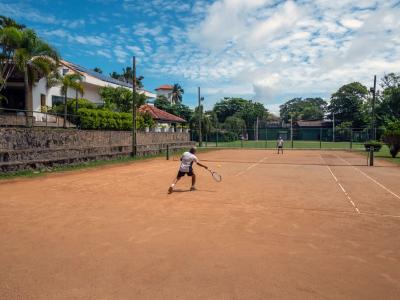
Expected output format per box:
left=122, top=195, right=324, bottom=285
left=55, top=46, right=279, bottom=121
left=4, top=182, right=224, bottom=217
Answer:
left=382, top=120, right=400, bottom=158
left=77, top=108, right=154, bottom=131
left=51, top=98, right=97, bottom=115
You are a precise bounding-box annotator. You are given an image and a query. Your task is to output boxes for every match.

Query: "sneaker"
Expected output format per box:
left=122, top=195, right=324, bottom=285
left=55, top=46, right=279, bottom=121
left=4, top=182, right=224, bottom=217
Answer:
left=168, top=187, right=174, bottom=194
left=190, top=186, right=197, bottom=191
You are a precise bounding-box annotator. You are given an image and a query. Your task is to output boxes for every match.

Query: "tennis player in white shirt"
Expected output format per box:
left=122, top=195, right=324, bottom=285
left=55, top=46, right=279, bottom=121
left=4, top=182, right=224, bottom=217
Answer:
left=168, top=147, right=208, bottom=193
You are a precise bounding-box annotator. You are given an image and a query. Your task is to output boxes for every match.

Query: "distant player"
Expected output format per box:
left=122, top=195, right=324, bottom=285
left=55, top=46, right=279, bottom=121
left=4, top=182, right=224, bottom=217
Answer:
left=168, top=147, right=208, bottom=193
left=277, top=137, right=284, bottom=154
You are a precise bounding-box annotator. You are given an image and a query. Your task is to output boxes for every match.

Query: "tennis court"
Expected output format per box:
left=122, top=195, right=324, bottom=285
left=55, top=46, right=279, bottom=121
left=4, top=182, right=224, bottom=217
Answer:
left=1, top=149, right=400, bottom=299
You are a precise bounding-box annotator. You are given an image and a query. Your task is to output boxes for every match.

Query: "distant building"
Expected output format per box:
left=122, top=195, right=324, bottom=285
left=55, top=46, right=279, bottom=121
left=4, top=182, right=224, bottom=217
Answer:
left=139, top=104, right=186, bottom=130
left=1, top=60, right=157, bottom=113
left=155, top=84, right=174, bottom=103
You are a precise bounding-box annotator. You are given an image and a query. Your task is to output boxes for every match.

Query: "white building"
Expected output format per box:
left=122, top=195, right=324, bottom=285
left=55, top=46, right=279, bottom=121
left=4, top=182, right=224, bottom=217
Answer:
left=155, top=84, right=174, bottom=103
left=1, top=60, right=156, bottom=113
left=35, top=60, right=157, bottom=111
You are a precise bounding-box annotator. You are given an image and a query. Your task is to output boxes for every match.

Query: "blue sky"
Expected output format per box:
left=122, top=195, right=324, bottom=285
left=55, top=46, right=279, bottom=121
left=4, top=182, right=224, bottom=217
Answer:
left=1, top=0, right=400, bottom=114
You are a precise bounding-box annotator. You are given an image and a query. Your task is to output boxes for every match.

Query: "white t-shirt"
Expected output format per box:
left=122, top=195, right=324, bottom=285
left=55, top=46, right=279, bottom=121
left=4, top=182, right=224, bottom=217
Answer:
left=277, top=139, right=284, bottom=147
left=180, top=152, right=199, bottom=172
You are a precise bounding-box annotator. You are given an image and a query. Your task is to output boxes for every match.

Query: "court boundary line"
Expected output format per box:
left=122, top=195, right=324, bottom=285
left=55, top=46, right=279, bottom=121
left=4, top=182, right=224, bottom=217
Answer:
left=334, top=154, right=400, bottom=201
left=235, top=157, right=268, bottom=176
left=320, top=155, right=360, bottom=214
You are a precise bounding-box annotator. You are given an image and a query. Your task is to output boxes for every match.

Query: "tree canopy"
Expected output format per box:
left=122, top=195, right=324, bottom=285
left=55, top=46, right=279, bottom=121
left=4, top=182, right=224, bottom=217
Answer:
left=279, top=98, right=327, bottom=123
left=328, top=82, right=369, bottom=128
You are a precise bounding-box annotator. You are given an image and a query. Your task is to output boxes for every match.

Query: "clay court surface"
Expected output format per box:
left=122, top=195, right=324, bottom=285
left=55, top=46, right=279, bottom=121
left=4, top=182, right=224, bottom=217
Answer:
left=1, top=149, right=400, bottom=299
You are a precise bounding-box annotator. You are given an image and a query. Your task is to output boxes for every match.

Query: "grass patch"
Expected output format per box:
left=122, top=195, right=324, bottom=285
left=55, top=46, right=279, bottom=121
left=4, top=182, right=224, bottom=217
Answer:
left=368, top=145, right=400, bottom=165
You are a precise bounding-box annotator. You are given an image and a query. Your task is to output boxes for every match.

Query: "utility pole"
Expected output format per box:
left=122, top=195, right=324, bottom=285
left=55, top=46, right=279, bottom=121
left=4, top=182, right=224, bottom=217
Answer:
left=198, top=87, right=202, bottom=147
left=131, top=56, right=137, bottom=157
left=370, top=75, right=377, bottom=141
left=369, top=75, right=377, bottom=166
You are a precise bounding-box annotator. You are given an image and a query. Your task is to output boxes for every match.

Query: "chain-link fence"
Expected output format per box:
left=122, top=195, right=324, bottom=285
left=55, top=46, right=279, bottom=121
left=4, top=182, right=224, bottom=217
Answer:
left=191, top=127, right=384, bottom=150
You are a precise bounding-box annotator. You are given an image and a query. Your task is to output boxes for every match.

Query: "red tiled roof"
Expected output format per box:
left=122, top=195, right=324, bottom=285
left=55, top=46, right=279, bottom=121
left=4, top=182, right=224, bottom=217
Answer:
left=155, top=84, right=173, bottom=91
left=139, top=104, right=186, bottom=123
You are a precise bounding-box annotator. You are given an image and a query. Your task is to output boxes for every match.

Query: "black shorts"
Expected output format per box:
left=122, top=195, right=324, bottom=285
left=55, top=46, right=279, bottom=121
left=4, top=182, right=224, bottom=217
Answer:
left=278, top=146, right=283, bottom=148
left=177, top=168, right=194, bottom=178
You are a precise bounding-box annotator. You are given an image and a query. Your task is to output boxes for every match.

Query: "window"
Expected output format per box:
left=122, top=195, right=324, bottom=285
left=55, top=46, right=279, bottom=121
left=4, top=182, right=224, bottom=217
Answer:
left=62, top=68, right=69, bottom=75
left=40, top=94, right=46, bottom=107
left=52, top=96, right=64, bottom=106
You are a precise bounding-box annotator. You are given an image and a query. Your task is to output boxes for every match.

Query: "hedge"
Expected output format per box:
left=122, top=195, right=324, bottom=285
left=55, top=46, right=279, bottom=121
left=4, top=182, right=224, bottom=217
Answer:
left=77, top=108, right=153, bottom=130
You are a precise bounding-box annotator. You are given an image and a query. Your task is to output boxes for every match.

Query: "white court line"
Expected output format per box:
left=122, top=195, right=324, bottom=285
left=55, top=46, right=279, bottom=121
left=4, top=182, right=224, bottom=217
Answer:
left=235, top=157, right=268, bottom=176
left=335, top=154, right=400, bottom=201
left=321, top=155, right=360, bottom=214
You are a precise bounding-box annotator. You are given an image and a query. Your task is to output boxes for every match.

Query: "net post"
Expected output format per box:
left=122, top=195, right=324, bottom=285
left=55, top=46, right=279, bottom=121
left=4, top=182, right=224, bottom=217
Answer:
left=369, top=147, right=374, bottom=166
left=166, top=144, right=169, bottom=160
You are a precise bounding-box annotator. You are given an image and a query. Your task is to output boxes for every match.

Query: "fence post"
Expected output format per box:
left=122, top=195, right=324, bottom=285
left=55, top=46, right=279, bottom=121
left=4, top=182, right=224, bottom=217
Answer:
left=216, top=129, right=218, bottom=147
left=241, top=138, right=243, bottom=148
left=350, top=128, right=353, bottom=150
left=318, top=128, right=322, bottom=148
left=166, top=144, right=169, bottom=160
left=265, top=127, right=268, bottom=149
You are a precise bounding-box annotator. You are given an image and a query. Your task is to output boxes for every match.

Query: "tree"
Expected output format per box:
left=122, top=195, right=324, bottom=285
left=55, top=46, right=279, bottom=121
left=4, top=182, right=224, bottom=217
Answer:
left=99, top=86, right=145, bottom=113
left=0, top=16, right=25, bottom=29
left=235, top=101, right=267, bottom=129
left=279, top=97, right=327, bottom=123
left=171, top=83, right=184, bottom=104
left=376, top=73, right=400, bottom=125
left=0, top=19, right=24, bottom=93
left=92, top=67, right=102, bottom=74
left=13, top=28, right=59, bottom=115
left=328, top=82, right=369, bottom=128
left=213, top=97, right=248, bottom=123
left=109, top=67, right=144, bottom=88
left=154, top=95, right=170, bottom=111
left=382, top=120, right=400, bottom=158
left=154, top=94, right=193, bottom=121
left=61, top=74, right=83, bottom=127
left=223, top=116, right=246, bottom=136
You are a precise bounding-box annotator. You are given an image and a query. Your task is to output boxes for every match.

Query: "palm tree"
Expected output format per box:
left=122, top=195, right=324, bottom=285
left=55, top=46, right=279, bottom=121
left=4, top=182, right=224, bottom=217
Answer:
left=13, top=29, right=59, bottom=122
left=0, top=21, right=23, bottom=93
left=46, top=71, right=83, bottom=127
left=171, top=83, right=184, bottom=104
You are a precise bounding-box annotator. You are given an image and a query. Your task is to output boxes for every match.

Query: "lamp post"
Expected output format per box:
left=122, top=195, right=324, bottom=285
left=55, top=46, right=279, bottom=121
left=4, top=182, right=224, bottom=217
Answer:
left=131, top=56, right=137, bottom=157
left=198, top=87, right=204, bottom=147
left=370, top=75, right=377, bottom=141
left=368, top=75, right=377, bottom=167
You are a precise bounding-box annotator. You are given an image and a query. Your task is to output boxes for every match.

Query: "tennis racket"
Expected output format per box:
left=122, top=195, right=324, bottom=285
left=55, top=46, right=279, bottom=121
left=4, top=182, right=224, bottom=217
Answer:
left=208, top=169, right=222, bottom=182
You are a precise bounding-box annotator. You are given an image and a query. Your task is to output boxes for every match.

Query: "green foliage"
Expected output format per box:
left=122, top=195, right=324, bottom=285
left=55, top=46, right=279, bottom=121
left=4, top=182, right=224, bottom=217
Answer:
left=52, top=98, right=95, bottom=114
left=280, top=98, right=327, bottom=123
left=223, top=116, right=246, bottom=135
left=171, top=83, right=184, bottom=103
left=213, top=97, right=248, bottom=123
left=382, top=120, right=400, bottom=158
left=109, top=67, right=144, bottom=88
left=376, top=73, right=400, bottom=125
left=99, top=86, right=146, bottom=113
left=154, top=95, right=193, bottom=121
left=235, top=101, right=267, bottom=128
left=329, top=82, right=369, bottom=127
left=78, top=108, right=154, bottom=130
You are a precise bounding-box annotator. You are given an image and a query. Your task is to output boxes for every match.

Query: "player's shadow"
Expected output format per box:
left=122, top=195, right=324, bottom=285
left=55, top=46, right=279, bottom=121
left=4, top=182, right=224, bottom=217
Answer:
left=170, top=189, right=217, bottom=194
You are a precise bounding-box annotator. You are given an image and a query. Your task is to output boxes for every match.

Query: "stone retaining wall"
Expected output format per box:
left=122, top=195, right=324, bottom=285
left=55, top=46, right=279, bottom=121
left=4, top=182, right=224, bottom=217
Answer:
left=0, top=128, right=193, bottom=172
